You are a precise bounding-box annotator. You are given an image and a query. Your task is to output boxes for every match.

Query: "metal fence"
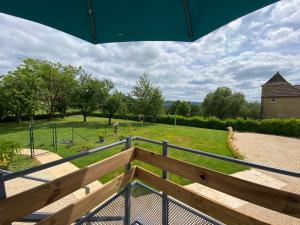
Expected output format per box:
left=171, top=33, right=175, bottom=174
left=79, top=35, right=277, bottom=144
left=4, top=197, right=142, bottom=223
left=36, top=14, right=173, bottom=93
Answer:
left=1, top=136, right=299, bottom=224
left=77, top=181, right=222, bottom=225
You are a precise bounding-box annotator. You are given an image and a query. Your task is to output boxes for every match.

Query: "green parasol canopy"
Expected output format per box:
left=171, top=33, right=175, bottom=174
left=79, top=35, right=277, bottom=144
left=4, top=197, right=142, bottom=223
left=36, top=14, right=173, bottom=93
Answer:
left=0, top=0, right=278, bottom=44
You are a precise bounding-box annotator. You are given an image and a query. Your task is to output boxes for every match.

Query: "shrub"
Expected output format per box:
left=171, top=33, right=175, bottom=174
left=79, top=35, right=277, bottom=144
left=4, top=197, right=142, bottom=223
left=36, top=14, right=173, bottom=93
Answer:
left=0, top=139, right=21, bottom=169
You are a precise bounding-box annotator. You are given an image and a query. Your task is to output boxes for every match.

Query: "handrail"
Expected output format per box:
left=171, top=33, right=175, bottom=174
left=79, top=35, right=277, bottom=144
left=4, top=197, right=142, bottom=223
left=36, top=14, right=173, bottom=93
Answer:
left=0, top=169, right=49, bottom=183
left=3, top=139, right=126, bottom=181
left=135, top=136, right=300, bottom=178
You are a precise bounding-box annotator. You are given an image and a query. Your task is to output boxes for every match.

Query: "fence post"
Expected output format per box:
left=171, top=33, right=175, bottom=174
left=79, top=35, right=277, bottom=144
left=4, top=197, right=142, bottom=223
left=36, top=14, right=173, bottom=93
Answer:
left=124, top=137, right=132, bottom=225
left=162, top=140, right=169, bottom=225
left=52, top=124, right=55, bottom=147
left=54, top=124, right=58, bottom=152
left=29, top=124, right=35, bottom=158
left=29, top=123, right=33, bottom=158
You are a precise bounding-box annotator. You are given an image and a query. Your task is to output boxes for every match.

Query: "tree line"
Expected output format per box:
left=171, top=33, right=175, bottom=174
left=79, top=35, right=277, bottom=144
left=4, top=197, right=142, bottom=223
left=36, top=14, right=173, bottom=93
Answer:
left=166, top=87, right=260, bottom=119
left=0, top=58, right=164, bottom=124
left=0, top=58, right=260, bottom=123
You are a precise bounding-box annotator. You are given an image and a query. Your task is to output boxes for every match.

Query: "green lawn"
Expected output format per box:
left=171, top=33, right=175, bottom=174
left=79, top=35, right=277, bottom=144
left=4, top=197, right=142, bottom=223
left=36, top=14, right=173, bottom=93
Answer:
left=8, top=154, right=40, bottom=172
left=0, top=115, right=247, bottom=184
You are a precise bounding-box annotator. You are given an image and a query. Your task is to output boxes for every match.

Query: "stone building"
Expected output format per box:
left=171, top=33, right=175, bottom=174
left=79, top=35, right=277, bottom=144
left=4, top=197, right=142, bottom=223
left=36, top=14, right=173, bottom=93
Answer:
left=261, top=72, right=300, bottom=118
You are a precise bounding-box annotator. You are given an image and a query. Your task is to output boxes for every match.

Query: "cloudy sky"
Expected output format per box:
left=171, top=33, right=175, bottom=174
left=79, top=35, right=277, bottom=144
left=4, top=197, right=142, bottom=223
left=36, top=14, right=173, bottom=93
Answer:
left=1, top=0, right=300, bottom=102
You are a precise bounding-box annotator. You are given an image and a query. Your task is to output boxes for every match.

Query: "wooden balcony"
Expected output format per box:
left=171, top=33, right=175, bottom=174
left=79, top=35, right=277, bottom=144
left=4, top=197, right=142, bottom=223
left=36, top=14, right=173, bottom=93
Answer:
left=0, top=143, right=299, bottom=225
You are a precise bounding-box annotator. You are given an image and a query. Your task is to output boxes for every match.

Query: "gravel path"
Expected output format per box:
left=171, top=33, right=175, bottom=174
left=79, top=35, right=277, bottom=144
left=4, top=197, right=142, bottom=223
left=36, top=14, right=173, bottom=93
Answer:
left=233, top=132, right=300, bottom=225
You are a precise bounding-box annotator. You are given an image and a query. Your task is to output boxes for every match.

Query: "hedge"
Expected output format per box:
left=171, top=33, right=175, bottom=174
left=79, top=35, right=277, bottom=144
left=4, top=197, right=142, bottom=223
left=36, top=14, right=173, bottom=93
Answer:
left=91, top=113, right=300, bottom=138
left=156, top=115, right=300, bottom=138
left=2, top=111, right=300, bottom=138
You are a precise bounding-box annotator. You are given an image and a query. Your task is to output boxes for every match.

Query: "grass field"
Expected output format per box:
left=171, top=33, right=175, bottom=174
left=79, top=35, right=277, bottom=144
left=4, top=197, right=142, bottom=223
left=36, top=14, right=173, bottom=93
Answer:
left=0, top=115, right=247, bottom=184
left=8, top=154, right=40, bottom=172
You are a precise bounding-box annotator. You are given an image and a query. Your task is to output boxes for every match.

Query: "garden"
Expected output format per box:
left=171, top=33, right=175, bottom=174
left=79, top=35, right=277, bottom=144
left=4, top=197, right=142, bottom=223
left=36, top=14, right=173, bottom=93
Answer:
left=0, top=115, right=246, bottom=185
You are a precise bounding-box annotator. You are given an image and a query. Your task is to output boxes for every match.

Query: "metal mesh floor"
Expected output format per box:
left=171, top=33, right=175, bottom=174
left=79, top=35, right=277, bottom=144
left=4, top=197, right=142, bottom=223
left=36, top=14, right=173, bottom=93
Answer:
left=77, top=182, right=222, bottom=225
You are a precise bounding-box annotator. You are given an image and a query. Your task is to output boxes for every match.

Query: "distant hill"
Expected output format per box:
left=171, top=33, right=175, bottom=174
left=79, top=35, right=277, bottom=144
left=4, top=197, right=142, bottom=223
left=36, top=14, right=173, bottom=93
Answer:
left=164, top=100, right=201, bottom=108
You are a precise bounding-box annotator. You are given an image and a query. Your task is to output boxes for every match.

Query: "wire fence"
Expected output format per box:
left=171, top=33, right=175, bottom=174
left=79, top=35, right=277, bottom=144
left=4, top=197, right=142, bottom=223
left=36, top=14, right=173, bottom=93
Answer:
left=0, top=119, right=146, bottom=158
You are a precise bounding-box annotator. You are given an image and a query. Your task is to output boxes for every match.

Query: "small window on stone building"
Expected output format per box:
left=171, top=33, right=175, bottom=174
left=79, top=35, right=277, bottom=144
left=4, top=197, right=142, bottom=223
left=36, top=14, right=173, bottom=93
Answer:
left=271, top=97, right=276, bottom=103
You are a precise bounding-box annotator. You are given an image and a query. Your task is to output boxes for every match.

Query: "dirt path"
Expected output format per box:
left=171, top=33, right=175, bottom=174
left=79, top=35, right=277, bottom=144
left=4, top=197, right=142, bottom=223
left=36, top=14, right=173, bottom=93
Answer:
left=233, top=132, right=300, bottom=225
left=5, top=149, right=102, bottom=224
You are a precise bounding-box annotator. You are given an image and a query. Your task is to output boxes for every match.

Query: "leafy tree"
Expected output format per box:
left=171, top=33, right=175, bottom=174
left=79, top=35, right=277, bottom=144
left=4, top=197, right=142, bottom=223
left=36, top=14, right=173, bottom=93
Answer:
left=103, top=91, right=126, bottom=125
left=240, top=101, right=261, bottom=119
left=0, top=59, right=42, bottom=122
left=169, top=101, right=191, bottom=117
left=190, top=104, right=201, bottom=117
left=224, top=92, right=245, bottom=118
left=72, top=71, right=113, bottom=122
left=38, top=61, right=77, bottom=120
left=202, top=87, right=245, bottom=118
left=131, top=74, right=164, bottom=121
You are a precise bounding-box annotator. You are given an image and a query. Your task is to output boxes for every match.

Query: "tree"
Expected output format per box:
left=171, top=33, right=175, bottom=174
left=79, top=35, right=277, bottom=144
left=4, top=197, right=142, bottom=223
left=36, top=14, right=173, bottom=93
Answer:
left=202, top=87, right=245, bottom=118
left=131, top=74, right=164, bottom=121
left=240, top=101, right=261, bottom=119
left=38, top=61, right=77, bottom=120
left=169, top=101, right=191, bottom=117
left=72, top=71, right=113, bottom=122
left=190, top=104, right=201, bottom=117
left=0, top=59, right=42, bottom=122
left=103, top=91, right=126, bottom=125
left=224, top=92, right=245, bottom=118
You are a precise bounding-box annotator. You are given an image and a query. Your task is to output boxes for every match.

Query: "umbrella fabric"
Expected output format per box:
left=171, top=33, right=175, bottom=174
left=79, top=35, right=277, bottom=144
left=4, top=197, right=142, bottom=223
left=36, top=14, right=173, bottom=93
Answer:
left=0, top=0, right=278, bottom=44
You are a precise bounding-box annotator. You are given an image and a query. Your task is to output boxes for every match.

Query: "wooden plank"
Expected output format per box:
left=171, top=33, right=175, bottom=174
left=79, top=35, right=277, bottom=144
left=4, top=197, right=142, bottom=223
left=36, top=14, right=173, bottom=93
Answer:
left=37, top=168, right=135, bottom=225
left=135, top=167, right=269, bottom=225
left=0, top=148, right=135, bottom=225
left=135, top=147, right=300, bottom=218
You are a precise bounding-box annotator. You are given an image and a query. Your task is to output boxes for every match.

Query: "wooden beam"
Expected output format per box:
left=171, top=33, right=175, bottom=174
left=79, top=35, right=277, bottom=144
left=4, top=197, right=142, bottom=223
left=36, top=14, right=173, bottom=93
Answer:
left=0, top=148, right=135, bottom=225
left=135, top=167, right=269, bottom=225
left=135, top=147, right=300, bottom=218
left=37, top=168, right=135, bottom=225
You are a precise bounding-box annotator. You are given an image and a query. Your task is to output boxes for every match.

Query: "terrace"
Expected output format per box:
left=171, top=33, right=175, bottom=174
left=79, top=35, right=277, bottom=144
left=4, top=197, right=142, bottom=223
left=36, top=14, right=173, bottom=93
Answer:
left=1, top=137, right=299, bottom=225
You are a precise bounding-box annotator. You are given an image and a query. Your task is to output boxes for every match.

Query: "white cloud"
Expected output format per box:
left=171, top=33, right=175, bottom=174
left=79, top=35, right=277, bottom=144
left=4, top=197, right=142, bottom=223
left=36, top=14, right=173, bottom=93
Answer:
left=0, top=0, right=300, bottom=102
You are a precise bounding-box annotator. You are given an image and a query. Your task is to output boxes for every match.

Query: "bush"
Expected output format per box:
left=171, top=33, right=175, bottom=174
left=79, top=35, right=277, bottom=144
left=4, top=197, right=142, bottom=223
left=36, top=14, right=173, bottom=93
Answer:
left=0, top=139, right=21, bottom=169
left=142, top=115, right=300, bottom=138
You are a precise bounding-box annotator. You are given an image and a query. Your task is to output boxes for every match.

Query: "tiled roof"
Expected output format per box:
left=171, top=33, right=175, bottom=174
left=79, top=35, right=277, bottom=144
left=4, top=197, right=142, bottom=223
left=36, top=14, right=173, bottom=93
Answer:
left=294, top=85, right=300, bottom=90
left=262, top=72, right=288, bottom=86
left=262, top=83, right=300, bottom=97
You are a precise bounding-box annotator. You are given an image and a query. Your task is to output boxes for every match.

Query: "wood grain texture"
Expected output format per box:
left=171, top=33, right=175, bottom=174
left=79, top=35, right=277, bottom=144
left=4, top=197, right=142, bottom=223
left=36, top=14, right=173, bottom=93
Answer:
left=135, top=147, right=300, bottom=218
left=37, top=168, right=135, bottom=225
left=0, top=148, right=135, bottom=225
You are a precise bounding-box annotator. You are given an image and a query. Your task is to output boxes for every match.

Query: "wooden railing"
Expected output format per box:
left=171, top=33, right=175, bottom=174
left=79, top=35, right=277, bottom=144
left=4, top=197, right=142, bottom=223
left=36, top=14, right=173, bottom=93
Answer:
left=0, top=147, right=299, bottom=225
left=0, top=148, right=135, bottom=225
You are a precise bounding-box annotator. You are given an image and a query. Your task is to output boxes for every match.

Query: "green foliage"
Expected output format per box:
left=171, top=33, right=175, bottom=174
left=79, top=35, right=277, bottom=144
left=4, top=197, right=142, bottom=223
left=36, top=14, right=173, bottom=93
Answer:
left=157, top=116, right=300, bottom=138
left=203, top=87, right=246, bottom=118
left=0, top=58, right=42, bottom=121
left=38, top=60, right=78, bottom=120
left=239, top=101, right=261, bottom=119
left=190, top=104, right=201, bottom=117
left=72, top=71, right=113, bottom=122
left=168, top=100, right=191, bottom=117
left=131, top=74, right=164, bottom=121
left=0, top=139, right=21, bottom=168
left=103, top=91, right=127, bottom=125
left=8, top=154, right=40, bottom=172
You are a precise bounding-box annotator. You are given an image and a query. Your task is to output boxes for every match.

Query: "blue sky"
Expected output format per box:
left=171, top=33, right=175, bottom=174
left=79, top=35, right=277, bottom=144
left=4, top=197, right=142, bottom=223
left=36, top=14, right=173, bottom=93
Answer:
left=0, top=0, right=300, bottom=102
